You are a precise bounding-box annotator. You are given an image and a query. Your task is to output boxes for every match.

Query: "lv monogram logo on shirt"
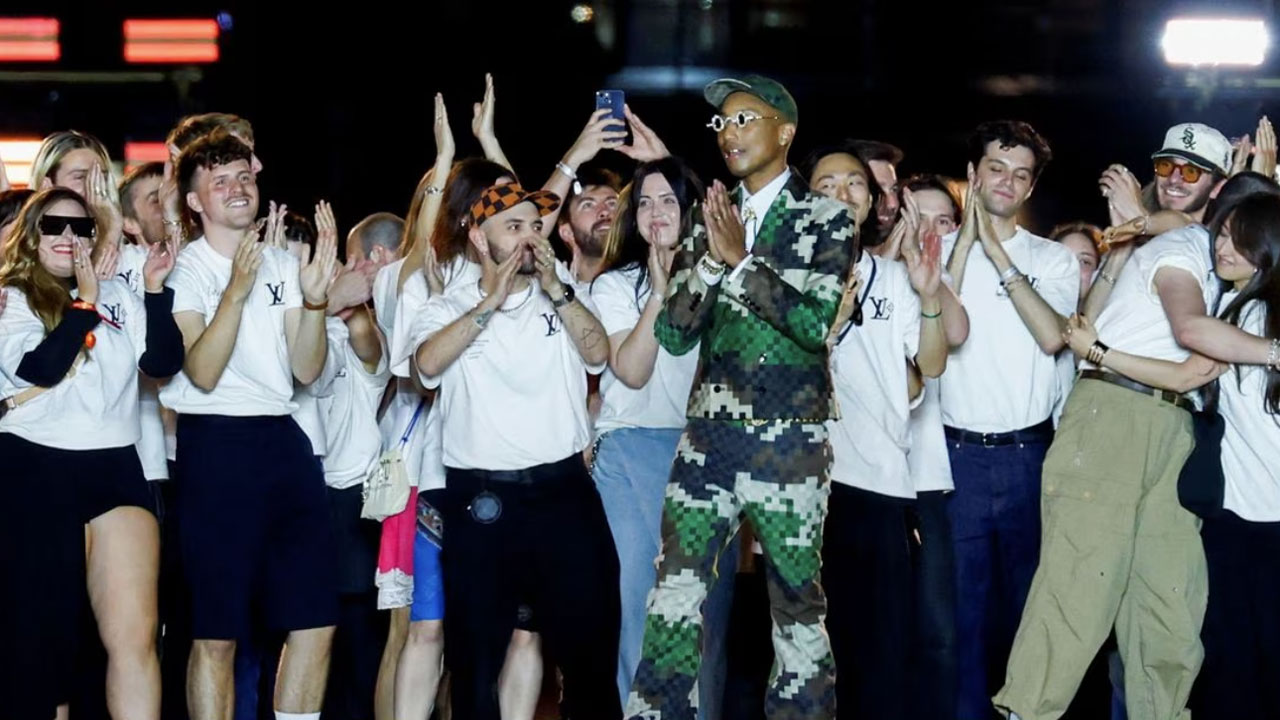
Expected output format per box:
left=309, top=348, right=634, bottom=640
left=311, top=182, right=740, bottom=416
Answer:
left=868, top=296, right=893, bottom=320
left=102, top=302, right=124, bottom=326
left=541, top=312, right=562, bottom=337
left=265, top=281, right=285, bottom=306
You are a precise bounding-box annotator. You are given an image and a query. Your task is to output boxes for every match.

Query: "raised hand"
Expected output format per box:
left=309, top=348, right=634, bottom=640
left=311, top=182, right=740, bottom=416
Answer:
left=262, top=201, right=288, bottom=250
left=906, top=229, right=943, bottom=299
left=435, top=93, right=455, bottom=161
left=471, top=74, right=497, bottom=144
left=143, top=235, right=179, bottom=292
left=531, top=234, right=562, bottom=295
left=159, top=159, right=183, bottom=231
left=563, top=109, right=628, bottom=170
left=92, top=235, right=119, bottom=280
left=480, top=245, right=522, bottom=309
left=301, top=201, right=339, bottom=305
left=327, top=256, right=376, bottom=313
left=617, top=105, right=670, bottom=162
left=73, top=239, right=99, bottom=306
left=1099, top=164, right=1144, bottom=226
left=646, top=242, right=670, bottom=297
left=1231, top=134, right=1253, bottom=177
left=226, top=233, right=264, bottom=304
left=1253, top=116, right=1277, bottom=178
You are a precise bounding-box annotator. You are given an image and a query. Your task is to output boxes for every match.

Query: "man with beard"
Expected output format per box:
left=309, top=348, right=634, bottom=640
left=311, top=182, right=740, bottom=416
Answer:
left=407, top=183, right=620, bottom=720
left=851, top=139, right=904, bottom=238
left=1087, top=123, right=1231, bottom=317
left=555, top=166, right=623, bottom=286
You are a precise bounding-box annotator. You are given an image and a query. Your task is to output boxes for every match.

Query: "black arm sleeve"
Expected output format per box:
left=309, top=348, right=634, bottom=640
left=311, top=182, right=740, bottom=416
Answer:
left=15, top=308, right=101, bottom=387
left=138, top=288, right=185, bottom=378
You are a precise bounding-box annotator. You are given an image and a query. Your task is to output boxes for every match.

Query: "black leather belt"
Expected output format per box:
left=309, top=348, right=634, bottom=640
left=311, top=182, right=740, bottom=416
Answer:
left=943, top=419, right=1054, bottom=448
left=1078, top=369, right=1194, bottom=411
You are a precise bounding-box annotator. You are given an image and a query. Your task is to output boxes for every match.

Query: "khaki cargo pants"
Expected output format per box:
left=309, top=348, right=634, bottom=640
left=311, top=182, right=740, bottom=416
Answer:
left=994, top=378, right=1207, bottom=720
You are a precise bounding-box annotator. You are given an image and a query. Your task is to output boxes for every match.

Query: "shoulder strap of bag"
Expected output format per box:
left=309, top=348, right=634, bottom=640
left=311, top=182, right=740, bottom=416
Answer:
left=0, top=352, right=86, bottom=418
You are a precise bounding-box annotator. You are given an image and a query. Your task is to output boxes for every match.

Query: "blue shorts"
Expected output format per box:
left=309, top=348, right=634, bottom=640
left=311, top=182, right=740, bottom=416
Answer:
left=177, top=414, right=339, bottom=639
left=411, top=506, right=445, bottom=622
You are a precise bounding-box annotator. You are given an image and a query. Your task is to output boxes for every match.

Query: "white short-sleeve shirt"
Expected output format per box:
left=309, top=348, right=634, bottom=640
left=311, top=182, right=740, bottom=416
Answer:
left=386, top=257, right=481, bottom=491
left=1091, top=225, right=1218, bottom=364
left=939, top=228, right=1080, bottom=433
left=407, top=270, right=604, bottom=471
left=320, top=317, right=392, bottom=489
left=0, top=280, right=147, bottom=450
left=160, top=237, right=302, bottom=416
left=1214, top=295, right=1280, bottom=521
left=590, top=265, right=698, bottom=434
left=827, top=254, right=921, bottom=499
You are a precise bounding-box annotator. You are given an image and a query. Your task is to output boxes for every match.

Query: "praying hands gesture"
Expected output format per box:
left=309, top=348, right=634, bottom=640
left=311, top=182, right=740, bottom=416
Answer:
left=703, top=180, right=747, bottom=267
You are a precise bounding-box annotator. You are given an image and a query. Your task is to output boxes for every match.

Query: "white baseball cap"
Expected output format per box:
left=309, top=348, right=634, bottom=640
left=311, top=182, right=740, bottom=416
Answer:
left=1152, top=123, right=1231, bottom=176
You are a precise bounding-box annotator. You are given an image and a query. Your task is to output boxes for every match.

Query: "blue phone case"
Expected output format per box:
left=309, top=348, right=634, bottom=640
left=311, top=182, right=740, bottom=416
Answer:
left=596, top=89, right=626, bottom=127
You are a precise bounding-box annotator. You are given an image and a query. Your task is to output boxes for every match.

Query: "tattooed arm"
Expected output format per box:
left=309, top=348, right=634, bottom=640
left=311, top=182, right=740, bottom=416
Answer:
left=554, top=292, right=609, bottom=366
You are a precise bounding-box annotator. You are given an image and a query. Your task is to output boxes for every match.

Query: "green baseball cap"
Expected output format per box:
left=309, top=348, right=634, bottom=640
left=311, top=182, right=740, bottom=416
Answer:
left=703, top=74, right=798, bottom=124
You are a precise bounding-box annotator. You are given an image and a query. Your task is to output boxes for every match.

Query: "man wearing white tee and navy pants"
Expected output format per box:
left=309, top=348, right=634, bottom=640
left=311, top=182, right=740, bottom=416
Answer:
left=408, top=183, right=620, bottom=720
left=941, top=121, right=1080, bottom=720
left=162, top=130, right=339, bottom=720
left=825, top=237, right=949, bottom=717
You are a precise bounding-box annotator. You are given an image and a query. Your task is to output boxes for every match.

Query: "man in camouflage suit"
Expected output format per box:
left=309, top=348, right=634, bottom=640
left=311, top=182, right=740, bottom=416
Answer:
left=626, top=74, right=855, bottom=720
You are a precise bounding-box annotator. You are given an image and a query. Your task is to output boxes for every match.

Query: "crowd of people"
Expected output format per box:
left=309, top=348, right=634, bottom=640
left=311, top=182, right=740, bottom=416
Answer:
left=1, top=69, right=1278, bottom=720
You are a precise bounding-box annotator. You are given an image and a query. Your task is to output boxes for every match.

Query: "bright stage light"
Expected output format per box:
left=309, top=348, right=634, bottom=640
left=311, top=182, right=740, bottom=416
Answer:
left=1162, top=17, right=1269, bottom=67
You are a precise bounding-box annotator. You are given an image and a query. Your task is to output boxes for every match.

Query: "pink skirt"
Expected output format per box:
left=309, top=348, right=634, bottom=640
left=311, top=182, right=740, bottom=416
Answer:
left=374, top=485, right=417, bottom=609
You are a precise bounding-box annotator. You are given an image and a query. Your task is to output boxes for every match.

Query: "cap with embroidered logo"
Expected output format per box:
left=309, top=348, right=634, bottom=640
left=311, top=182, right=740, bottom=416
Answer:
left=703, top=74, right=798, bottom=124
left=1151, top=123, right=1231, bottom=176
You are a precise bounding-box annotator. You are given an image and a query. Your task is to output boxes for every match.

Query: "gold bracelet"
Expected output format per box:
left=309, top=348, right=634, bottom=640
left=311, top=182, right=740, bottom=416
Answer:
left=303, top=297, right=329, bottom=311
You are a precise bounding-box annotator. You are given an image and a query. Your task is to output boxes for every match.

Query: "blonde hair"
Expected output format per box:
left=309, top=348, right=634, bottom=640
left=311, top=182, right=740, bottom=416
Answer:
left=598, top=183, right=633, bottom=271
left=0, top=188, right=97, bottom=333
left=30, top=130, right=118, bottom=204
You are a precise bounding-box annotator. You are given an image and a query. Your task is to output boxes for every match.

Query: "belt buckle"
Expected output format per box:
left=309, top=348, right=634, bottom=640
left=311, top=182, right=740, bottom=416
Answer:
left=981, top=432, right=998, bottom=448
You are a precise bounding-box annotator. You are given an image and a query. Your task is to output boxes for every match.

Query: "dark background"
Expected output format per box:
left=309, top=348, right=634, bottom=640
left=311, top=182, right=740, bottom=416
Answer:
left=10, top=0, right=1280, bottom=236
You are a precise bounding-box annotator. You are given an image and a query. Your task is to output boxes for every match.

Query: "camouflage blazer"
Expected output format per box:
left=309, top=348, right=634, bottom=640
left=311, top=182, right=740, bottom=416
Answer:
left=655, top=170, right=855, bottom=422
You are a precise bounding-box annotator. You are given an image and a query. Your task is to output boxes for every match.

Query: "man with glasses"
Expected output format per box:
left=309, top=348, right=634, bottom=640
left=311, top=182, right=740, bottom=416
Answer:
left=625, top=73, right=854, bottom=720
left=1096, top=123, right=1230, bottom=241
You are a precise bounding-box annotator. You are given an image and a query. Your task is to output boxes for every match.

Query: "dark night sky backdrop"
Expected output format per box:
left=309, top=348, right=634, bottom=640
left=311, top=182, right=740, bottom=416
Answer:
left=9, top=0, right=1280, bottom=236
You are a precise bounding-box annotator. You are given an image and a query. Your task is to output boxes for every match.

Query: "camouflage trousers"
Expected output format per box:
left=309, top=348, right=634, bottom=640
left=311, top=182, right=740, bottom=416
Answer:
left=626, top=418, right=836, bottom=720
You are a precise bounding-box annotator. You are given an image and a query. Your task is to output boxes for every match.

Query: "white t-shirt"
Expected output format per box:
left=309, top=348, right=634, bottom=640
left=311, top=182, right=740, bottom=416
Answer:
left=388, top=257, right=482, bottom=491
left=372, top=259, right=432, bottom=489
left=0, top=280, right=146, bottom=450
left=116, top=242, right=148, bottom=295
left=827, top=254, right=921, bottom=499
left=940, top=228, right=1080, bottom=432
left=591, top=266, right=698, bottom=434
left=116, top=242, right=171, bottom=479
left=409, top=270, right=605, bottom=470
left=1092, top=225, right=1218, bottom=364
left=1215, top=295, right=1280, bottom=521
left=908, top=380, right=954, bottom=493
left=160, top=237, right=302, bottom=416
left=320, top=317, right=392, bottom=490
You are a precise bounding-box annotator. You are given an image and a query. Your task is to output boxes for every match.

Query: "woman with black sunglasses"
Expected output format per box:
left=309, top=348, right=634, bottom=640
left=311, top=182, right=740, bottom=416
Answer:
left=0, top=188, right=183, bottom=720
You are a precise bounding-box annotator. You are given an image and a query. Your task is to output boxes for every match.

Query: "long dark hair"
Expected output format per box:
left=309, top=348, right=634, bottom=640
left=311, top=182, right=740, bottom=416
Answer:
left=1211, top=192, right=1280, bottom=416
left=597, top=156, right=705, bottom=307
left=401, top=158, right=513, bottom=268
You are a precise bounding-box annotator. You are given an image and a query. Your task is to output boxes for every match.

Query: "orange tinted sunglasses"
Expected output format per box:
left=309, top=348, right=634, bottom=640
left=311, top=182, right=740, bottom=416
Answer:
left=1153, top=157, right=1207, bottom=183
